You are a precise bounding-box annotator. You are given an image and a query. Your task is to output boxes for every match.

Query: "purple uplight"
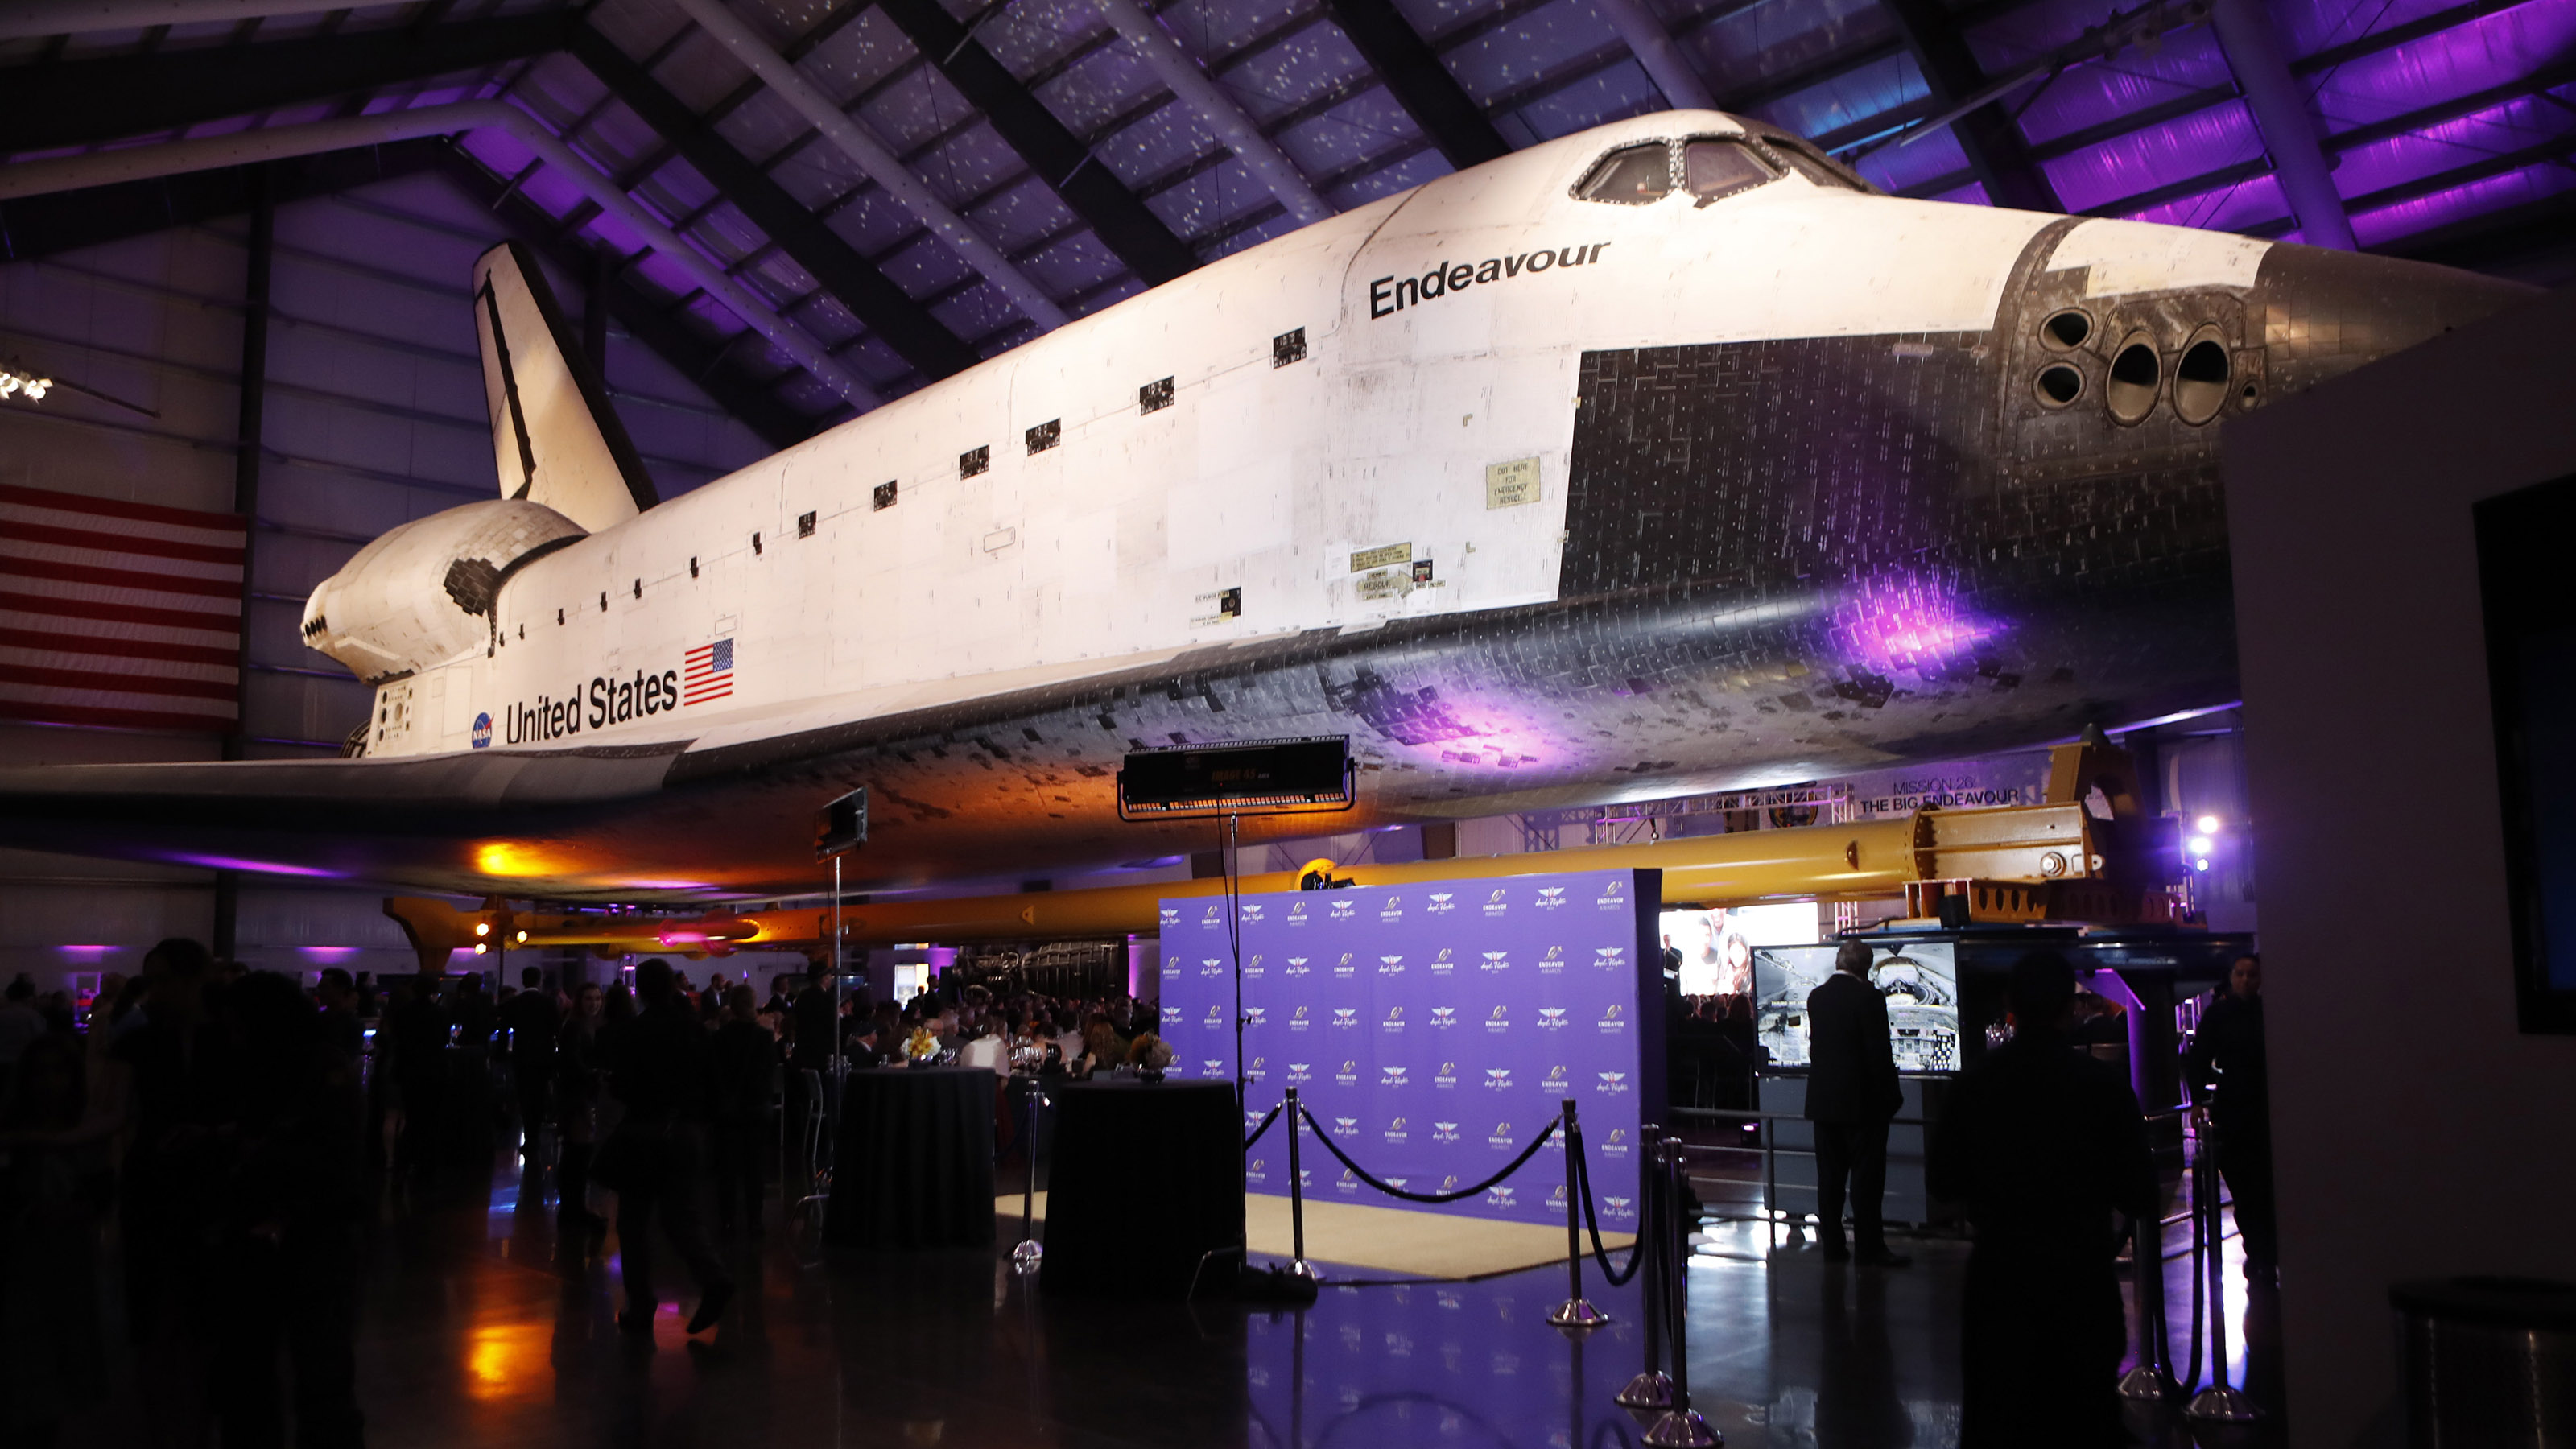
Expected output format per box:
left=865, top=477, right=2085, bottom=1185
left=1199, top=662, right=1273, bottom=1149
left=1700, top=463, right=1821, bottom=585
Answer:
left=299, top=947, right=360, bottom=960
left=1835, top=584, right=1993, bottom=677
left=56, top=944, right=114, bottom=954
left=165, top=852, right=341, bottom=878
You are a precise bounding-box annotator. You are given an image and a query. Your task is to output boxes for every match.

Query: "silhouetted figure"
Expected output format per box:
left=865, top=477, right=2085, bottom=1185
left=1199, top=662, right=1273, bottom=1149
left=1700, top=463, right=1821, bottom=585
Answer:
left=2186, top=953, right=2274, bottom=1278
left=202, top=972, right=366, bottom=1449
left=555, top=983, right=609, bottom=1243
left=1929, top=951, right=2156, bottom=1448
left=315, top=968, right=364, bottom=1073
left=498, top=965, right=559, bottom=1162
left=384, top=971, right=449, bottom=1183
left=0, top=1030, right=109, bottom=1447
left=1806, top=939, right=1907, bottom=1266
left=708, top=985, right=774, bottom=1237
left=602, top=959, right=734, bottom=1335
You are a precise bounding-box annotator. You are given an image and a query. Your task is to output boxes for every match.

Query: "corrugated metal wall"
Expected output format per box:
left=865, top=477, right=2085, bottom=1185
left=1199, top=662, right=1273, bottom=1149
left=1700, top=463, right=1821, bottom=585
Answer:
left=0, top=169, right=766, bottom=988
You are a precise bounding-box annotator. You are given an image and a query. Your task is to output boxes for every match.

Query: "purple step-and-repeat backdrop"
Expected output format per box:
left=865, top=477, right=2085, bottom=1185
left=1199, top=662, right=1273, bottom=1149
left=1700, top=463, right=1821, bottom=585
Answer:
left=1159, top=868, right=1662, bottom=1231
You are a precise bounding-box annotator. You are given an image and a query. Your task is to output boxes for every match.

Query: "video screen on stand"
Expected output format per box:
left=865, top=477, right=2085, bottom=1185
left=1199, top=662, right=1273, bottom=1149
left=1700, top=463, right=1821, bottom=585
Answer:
left=1752, top=942, right=1961, bottom=1073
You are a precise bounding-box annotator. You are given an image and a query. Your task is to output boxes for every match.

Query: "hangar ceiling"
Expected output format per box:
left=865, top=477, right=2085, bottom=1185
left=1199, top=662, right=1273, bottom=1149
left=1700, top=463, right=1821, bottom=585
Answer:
left=3, top=0, right=2570, bottom=450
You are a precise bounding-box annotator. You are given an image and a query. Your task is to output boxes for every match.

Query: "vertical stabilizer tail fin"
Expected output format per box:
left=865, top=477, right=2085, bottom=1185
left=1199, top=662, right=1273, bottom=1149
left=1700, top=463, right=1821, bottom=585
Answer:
left=469, top=241, right=658, bottom=533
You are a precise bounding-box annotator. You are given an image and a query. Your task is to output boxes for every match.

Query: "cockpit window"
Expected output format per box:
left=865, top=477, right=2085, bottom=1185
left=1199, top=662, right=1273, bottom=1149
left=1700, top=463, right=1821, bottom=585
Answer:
left=1577, top=142, right=1673, bottom=204
left=1682, top=138, right=1776, bottom=204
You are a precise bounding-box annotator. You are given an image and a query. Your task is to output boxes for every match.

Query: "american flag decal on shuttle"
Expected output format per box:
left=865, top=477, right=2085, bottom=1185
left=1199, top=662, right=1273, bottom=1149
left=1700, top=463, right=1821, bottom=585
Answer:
left=683, top=637, right=734, bottom=706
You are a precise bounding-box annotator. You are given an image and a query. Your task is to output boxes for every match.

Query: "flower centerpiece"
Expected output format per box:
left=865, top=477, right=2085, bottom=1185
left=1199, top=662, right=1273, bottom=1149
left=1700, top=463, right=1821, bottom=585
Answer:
left=906, top=1026, right=939, bottom=1066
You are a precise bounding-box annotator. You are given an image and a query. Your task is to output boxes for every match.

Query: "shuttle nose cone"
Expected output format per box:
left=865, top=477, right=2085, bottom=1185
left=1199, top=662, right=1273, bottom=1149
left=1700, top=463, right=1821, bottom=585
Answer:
left=2249, top=245, right=2534, bottom=399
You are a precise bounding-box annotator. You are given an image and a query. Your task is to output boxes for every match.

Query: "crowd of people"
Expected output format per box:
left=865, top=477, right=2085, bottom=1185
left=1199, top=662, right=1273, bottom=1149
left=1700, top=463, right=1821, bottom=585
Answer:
left=0, top=937, right=1180, bottom=1447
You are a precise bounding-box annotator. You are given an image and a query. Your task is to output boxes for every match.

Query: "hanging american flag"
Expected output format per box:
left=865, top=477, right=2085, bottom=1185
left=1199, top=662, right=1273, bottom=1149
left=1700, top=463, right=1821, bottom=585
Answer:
left=683, top=636, right=734, bottom=707
left=0, top=482, right=246, bottom=733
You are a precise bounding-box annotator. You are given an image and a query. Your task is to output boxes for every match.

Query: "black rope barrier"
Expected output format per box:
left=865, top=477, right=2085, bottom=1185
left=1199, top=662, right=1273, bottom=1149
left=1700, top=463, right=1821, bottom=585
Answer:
left=1571, top=1141, right=1647, bottom=1287
left=1242, top=1099, right=1285, bottom=1150
left=1294, top=1104, right=1559, bottom=1204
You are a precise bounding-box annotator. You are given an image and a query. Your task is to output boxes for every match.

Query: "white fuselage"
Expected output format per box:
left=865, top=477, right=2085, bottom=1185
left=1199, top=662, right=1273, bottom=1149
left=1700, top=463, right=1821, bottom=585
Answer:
left=353, top=110, right=2269, bottom=764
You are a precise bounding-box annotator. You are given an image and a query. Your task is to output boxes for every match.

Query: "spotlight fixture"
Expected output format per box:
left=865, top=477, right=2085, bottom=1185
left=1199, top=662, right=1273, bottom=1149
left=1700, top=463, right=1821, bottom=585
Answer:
left=515, top=929, right=528, bottom=943
left=0, top=366, right=52, bottom=402
left=2195, top=814, right=2221, bottom=834
left=474, top=921, right=491, bottom=937
left=2186, top=835, right=2213, bottom=856
left=2194, top=858, right=2211, bottom=872
left=473, top=942, right=489, bottom=955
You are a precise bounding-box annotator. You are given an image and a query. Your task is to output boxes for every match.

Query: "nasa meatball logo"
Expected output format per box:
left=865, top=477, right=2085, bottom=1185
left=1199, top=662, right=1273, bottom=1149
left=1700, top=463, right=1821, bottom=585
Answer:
left=469, top=712, right=493, bottom=749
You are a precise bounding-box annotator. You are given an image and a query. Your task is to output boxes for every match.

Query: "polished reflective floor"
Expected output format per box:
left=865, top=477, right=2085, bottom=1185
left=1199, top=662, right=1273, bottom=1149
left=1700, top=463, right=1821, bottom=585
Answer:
left=60, top=1150, right=2285, bottom=1448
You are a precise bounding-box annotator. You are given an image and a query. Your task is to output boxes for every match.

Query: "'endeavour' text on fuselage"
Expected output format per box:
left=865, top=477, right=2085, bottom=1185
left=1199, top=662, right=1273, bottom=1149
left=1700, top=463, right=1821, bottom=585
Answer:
left=1368, top=242, right=1612, bottom=319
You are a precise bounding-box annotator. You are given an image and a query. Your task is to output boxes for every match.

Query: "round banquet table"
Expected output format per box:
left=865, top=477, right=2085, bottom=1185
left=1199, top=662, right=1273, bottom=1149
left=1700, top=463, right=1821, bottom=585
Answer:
left=1038, top=1078, right=1244, bottom=1299
left=825, top=1066, right=997, bottom=1249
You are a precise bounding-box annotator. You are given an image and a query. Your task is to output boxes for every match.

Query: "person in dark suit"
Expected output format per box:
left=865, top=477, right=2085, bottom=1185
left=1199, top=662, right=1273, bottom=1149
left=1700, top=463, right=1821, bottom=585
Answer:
left=1804, top=939, right=1908, bottom=1265
left=2184, top=954, right=2274, bottom=1278
left=603, top=959, right=734, bottom=1336
left=1929, top=950, right=2157, bottom=1448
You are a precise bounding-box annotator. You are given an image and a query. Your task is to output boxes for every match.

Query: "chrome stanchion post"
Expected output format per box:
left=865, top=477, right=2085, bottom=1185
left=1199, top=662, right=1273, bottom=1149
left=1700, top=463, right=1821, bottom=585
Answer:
left=1617, top=1122, right=1674, bottom=1414
left=2186, top=1118, right=2259, bottom=1423
left=1285, top=1086, right=1318, bottom=1282
left=1549, top=1100, right=1608, bottom=1331
left=2119, top=1212, right=2174, bottom=1400
left=1645, top=1133, right=1721, bottom=1447
left=1012, top=1083, right=1045, bottom=1274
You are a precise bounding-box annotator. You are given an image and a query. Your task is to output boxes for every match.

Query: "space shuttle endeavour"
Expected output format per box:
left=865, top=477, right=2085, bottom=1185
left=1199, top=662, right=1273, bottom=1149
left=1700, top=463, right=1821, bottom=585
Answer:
left=0, top=110, right=2528, bottom=899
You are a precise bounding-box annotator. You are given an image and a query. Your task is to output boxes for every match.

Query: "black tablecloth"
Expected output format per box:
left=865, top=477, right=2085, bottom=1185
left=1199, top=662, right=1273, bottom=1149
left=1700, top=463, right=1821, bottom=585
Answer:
left=1040, top=1080, right=1243, bottom=1299
left=826, top=1067, right=997, bottom=1249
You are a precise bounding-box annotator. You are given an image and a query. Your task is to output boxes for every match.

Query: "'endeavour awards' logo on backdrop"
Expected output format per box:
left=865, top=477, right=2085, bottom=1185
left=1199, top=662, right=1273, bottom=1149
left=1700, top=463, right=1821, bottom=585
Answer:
left=1245, top=1056, right=1266, bottom=1082
left=1382, top=1006, right=1405, bottom=1033
left=1383, top=1117, right=1408, bottom=1145
left=1202, top=902, right=1224, bottom=930
left=1335, top=1060, right=1360, bottom=1086
left=1482, top=888, right=1509, bottom=918
left=1435, top=1062, right=1460, bottom=1088
left=1379, top=894, right=1405, bottom=922
left=1487, top=1005, right=1510, bottom=1033
left=1334, top=952, right=1357, bottom=978
left=1598, top=878, right=1627, bottom=908
left=1433, top=948, right=1458, bottom=976
left=1290, top=1005, right=1311, bottom=1031
left=1245, top=954, right=1265, bottom=979
left=1164, top=956, right=1182, bottom=980
left=1542, top=1064, right=1571, bottom=1096
left=1599, top=1004, right=1626, bottom=1034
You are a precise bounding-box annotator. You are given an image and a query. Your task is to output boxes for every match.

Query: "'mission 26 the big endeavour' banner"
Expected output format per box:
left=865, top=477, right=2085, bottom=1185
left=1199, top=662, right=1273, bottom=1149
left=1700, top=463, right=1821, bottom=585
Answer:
left=1162, top=868, right=1662, bottom=1231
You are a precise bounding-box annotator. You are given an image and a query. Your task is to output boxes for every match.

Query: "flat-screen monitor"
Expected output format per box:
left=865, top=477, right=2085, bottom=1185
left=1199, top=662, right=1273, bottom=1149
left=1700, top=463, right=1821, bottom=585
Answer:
left=2475, top=473, right=2576, bottom=1033
left=1753, top=942, right=1961, bottom=1073
left=1657, top=902, right=1820, bottom=996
